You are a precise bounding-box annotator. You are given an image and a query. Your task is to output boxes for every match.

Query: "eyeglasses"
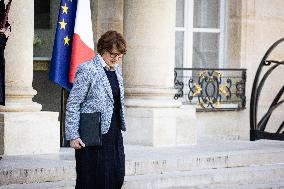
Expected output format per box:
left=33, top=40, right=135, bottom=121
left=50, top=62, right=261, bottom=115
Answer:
left=108, top=51, right=124, bottom=59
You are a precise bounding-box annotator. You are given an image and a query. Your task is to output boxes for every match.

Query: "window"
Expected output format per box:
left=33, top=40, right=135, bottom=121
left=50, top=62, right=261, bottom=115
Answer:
left=35, top=0, right=51, bottom=29
left=175, top=0, right=227, bottom=68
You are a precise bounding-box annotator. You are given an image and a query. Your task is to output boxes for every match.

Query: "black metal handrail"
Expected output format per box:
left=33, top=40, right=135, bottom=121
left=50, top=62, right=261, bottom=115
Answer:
left=174, top=68, right=246, bottom=111
left=250, top=38, right=284, bottom=141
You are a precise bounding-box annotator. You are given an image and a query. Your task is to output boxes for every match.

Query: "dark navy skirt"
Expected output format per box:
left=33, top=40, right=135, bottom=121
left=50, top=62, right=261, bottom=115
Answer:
left=75, top=112, right=125, bottom=189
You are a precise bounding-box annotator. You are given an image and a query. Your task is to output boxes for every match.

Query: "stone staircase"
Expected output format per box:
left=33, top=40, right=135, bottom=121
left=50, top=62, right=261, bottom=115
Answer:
left=0, top=139, right=283, bottom=189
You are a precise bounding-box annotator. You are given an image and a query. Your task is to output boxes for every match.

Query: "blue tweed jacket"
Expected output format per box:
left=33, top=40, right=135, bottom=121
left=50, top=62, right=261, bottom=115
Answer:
left=65, top=55, right=126, bottom=140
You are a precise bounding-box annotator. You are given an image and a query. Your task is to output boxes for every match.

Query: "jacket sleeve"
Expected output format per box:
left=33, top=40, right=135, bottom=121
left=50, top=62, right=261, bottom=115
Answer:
left=65, top=64, right=91, bottom=140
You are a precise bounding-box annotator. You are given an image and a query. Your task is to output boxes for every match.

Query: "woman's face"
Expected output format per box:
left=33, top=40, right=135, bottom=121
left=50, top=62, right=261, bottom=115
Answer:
left=101, top=45, right=123, bottom=69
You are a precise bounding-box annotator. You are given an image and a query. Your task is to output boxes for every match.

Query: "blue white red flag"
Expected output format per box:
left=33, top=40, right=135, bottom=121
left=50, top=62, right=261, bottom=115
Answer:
left=49, top=0, right=95, bottom=91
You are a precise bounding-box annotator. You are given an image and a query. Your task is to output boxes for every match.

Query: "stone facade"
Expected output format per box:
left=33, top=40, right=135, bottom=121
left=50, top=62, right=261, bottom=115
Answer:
left=0, top=0, right=60, bottom=155
left=188, top=0, right=284, bottom=140
left=123, top=0, right=196, bottom=146
left=0, top=0, right=283, bottom=154
left=32, top=0, right=284, bottom=144
left=239, top=0, right=284, bottom=138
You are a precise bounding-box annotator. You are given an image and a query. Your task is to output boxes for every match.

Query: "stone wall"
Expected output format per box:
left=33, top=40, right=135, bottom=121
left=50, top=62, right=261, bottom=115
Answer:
left=31, top=0, right=284, bottom=141
left=239, top=0, right=284, bottom=136
left=196, top=0, right=284, bottom=140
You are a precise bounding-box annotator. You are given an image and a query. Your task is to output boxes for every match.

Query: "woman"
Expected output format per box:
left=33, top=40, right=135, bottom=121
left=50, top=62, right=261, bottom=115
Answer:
left=65, top=30, right=127, bottom=189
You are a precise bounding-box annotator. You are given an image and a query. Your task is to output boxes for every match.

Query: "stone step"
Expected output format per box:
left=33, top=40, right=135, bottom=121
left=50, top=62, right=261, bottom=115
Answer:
left=125, top=148, right=284, bottom=176
left=123, top=163, right=284, bottom=189
left=1, top=140, right=283, bottom=186
left=0, top=157, right=76, bottom=186
left=0, top=180, right=75, bottom=189
left=125, top=140, right=284, bottom=176
left=2, top=181, right=284, bottom=189
left=197, top=181, right=284, bottom=189
left=1, top=150, right=283, bottom=186
left=1, top=164, right=283, bottom=189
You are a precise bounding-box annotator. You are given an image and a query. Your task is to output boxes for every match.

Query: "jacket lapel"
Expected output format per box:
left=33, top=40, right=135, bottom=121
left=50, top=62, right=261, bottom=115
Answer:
left=93, top=56, right=114, bottom=103
left=115, top=66, right=124, bottom=103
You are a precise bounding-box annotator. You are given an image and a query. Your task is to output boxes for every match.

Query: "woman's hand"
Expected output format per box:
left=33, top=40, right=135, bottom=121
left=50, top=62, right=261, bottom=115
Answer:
left=70, top=138, right=86, bottom=149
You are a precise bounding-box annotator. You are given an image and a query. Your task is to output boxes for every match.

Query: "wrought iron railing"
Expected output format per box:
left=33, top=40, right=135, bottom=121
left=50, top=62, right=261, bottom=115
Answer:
left=250, top=38, right=284, bottom=141
left=174, top=68, right=246, bottom=111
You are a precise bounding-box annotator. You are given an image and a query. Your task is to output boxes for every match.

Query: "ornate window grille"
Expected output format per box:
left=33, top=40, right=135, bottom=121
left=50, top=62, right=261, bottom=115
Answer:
left=174, top=68, right=246, bottom=111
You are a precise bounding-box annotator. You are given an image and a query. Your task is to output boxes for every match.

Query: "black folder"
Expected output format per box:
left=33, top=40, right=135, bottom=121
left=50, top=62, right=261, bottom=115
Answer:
left=79, top=112, right=102, bottom=146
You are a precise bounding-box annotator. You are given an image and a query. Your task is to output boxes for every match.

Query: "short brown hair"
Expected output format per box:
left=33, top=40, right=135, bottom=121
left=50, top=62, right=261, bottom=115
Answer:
left=97, top=30, right=127, bottom=55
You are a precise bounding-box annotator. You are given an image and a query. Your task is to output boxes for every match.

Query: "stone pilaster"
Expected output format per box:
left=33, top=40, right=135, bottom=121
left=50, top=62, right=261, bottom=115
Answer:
left=91, top=0, right=123, bottom=49
left=123, top=0, right=179, bottom=107
left=123, top=0, right=196, bottom=146
left=0, top=0, right=59, bottom=155
left=1, top=0, right=41, bottom=112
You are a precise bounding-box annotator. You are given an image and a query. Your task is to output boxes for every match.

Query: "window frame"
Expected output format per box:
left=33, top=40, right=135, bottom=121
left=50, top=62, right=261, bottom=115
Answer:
left=175, top=0, right=227, bottom=68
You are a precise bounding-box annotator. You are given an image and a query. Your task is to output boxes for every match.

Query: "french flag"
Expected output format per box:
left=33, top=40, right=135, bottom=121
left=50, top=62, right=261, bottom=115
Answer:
left=69, top=0, right=95, bottom=83
left=49, top=0, right=95, bottom=91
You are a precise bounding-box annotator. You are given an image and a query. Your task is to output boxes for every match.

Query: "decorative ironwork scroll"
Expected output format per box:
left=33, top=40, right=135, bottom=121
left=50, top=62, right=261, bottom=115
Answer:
left=174, top=68, right=246, bottom=111
left=250, top=38, right=284, bottom=141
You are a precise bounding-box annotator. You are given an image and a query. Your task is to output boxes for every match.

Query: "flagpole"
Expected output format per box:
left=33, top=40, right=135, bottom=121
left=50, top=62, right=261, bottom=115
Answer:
left=60, top=88, right=69, bottom=147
